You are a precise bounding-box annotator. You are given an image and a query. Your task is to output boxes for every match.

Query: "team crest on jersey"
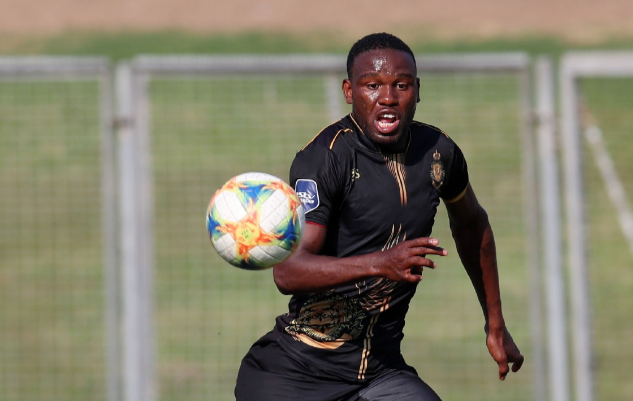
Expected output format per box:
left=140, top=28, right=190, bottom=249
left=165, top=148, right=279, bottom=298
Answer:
left=430, top=150, right=445, bottom=189
left=295, top=179, right=319, bottom=213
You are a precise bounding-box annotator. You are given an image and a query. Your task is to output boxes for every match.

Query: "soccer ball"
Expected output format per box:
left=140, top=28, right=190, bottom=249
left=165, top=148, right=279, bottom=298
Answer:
left=206, top=172, right=305, bottom=270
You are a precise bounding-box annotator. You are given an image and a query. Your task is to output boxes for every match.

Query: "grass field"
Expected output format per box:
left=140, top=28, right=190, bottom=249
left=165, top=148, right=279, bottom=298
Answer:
left=0, top=81, right=106, bottom=400
left=0, top=33, right=632, bottom=401
left=4, top=30, right=633, bottom=60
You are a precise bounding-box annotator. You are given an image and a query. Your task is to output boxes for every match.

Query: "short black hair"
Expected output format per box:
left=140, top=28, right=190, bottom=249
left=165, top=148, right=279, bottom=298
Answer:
left=346, top=32, right=416, bottom=78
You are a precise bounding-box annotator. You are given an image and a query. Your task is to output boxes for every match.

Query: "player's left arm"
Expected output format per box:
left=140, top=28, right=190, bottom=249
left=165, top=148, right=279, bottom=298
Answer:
left=444, top=183, right=524, bottom=380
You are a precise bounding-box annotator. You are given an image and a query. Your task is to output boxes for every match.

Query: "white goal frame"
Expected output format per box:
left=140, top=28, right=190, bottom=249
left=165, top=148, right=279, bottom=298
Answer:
left=115, top=53, right=540, bottom=401
left=560, top=51, right=633, bottom=401
left=0, top=57, right=117, bottom=401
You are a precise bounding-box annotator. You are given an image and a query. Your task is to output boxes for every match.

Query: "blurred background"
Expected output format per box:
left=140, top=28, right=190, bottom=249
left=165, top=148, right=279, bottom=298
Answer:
left=1, top=1, right=632, bottom=401
left=2, top=0, right=633, bottom=57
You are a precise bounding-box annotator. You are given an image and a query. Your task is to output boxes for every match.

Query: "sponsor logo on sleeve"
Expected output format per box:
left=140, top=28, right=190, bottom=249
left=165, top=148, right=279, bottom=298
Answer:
left=295, top=179, right=319, bottom=213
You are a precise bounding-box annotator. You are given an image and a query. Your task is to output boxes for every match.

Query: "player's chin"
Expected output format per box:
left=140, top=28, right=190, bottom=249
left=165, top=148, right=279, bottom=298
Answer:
left=369, top=129, right=404, bottom=146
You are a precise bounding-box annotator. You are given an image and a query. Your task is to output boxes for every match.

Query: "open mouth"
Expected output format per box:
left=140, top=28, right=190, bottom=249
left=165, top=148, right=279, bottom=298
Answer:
left=375, top=112, right=400, bottom=134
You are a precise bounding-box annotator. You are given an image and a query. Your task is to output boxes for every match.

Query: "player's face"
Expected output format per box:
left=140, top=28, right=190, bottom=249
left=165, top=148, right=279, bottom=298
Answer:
left=343, top=49, right=420, bottom=153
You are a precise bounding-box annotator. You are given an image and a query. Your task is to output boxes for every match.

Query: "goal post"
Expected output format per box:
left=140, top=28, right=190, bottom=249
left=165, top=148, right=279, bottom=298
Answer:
left=560, top=51, right=633, bottom=401
left=0, top=57, right=117, bottom=401
left=116, top=53, right=541, bottom=401
left=535, top=57, right=568, bottom=401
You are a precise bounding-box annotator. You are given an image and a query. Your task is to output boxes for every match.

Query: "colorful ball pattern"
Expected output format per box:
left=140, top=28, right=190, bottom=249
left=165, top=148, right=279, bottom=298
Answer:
left=206, top=172, right=306, bottom=270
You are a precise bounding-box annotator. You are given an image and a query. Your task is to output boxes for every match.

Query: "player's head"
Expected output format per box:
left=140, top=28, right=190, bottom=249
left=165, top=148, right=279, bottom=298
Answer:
left=346, top=33, right=416, bottom=80
left=343, top=33, right=420, bottom=153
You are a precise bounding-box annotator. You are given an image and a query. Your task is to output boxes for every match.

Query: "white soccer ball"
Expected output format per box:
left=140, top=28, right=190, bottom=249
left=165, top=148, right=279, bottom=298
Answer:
left=206, top=172, right=305, bottom=270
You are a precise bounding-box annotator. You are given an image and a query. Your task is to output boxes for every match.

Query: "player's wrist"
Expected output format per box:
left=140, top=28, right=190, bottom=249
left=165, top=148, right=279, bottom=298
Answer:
left=484, top=316, right=505, bottom=334
left=366, top=254, right=384, bottom=278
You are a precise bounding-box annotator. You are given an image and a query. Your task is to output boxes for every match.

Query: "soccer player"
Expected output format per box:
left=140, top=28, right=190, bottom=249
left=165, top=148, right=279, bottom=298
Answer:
left=235, top=32, right=524, bottom=401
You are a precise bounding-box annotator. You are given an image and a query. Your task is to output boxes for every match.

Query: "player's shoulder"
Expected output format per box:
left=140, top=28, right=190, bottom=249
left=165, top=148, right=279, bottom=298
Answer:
left=411, top=120, right=450, bottom=138
left=410, top=120, right=458, bottom=148
left=300, top=117, right=355, bottom=153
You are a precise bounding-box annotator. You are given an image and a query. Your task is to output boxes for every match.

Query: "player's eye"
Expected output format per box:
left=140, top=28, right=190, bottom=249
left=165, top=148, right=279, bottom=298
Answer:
left=397, top=83, right=408, bottom=90
left=367, top=83, right=379, bottom=90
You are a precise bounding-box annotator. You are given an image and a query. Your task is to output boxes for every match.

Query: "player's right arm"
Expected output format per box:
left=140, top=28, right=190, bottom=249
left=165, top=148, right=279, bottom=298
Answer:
left=276, top=132, right=446, bottom=294
left=273, top=223, right=446, bottom=295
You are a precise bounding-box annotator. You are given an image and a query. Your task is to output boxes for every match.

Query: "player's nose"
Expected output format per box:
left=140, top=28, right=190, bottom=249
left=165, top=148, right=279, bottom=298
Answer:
left=377, top=85, right=398, bottom=106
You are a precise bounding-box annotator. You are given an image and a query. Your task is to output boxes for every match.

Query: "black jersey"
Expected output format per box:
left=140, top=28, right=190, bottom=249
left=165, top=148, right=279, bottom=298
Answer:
left=273, top=114, right=469, bottom=382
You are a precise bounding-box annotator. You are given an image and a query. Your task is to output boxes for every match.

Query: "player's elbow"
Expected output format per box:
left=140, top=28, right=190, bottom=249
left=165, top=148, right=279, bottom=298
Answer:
left=474, top=205, right=490, bottom=227
left=273, top=266, right=293, bottom=295
left=450, top=204, right=489, bottom=230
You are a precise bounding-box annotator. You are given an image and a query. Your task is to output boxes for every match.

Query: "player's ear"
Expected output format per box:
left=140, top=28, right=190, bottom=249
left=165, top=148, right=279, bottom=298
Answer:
left=416, top=78, right=421, bottom=103
left=342, top=79, right=353, bottom=104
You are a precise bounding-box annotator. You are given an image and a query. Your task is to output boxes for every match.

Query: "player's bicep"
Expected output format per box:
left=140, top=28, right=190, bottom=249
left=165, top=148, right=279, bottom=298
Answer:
left=439, top=141, right=469, bottom=201
left=295, top=222, right=327, bottom=255
left=290, top=145, right=343, bottom=227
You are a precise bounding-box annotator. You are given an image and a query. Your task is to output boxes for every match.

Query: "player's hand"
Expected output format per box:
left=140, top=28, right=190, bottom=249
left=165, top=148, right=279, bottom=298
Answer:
left=374, top=237, right=447, bottom=282
left=485, top=325, right=524, bottom=380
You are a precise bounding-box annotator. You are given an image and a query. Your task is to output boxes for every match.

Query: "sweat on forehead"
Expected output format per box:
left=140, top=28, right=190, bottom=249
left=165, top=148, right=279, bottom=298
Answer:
left=346, top=33, right=417, bottom=78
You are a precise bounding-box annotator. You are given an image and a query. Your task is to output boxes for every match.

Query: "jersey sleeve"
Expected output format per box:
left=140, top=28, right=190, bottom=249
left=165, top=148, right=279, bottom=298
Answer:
left=289, top=145, right=345, bottom=227
left=441, top=142, right=469, bottom=203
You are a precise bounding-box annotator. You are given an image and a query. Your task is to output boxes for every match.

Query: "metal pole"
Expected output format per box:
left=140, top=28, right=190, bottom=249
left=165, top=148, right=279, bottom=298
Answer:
left=560, top=55, right=595, bottom=401
left=325, top=73, right=343, bottom=123
left=536, top=57, right=570, bottom=401
left=134, top=70, right=157, bottom=401
left=523, top=59, right=546, bottom=401
left=102, top=66, right=122, bottom=401
left=116, top=62, right=156, bottom=401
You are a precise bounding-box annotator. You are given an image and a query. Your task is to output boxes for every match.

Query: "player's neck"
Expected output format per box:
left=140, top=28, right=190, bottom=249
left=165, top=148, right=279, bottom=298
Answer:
left=378, top=129, right=411, bottom=155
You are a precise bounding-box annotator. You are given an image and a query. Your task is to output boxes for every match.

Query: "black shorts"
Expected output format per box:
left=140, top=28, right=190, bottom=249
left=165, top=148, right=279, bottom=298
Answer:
left=235, top=333, right=441, bottom=401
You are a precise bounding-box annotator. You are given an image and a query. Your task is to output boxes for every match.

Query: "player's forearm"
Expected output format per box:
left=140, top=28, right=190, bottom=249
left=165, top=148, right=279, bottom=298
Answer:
left=451, top=207, right=505, bottom=330
left=273, top=251, right=379, bottom=295
left=476, top=223, right=505, bottom=330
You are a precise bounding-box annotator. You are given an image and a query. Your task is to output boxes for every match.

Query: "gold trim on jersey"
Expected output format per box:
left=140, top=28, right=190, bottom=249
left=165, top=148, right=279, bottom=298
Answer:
left=301, top=121, right=353, bottom=151
left=349, top=113, right=363, bottom=133
left=293, top=333, right=346, bottom=349
left=357, top=296, right=391, bottom=380
left=382, top=224, right=403, bottom=252
left=329, top=129, right=348, bottom=150
left=443, top=183, right=469, bottom=204
left=356, top=224, right=403, bottom=379
left=383, top=153, right=407, bottom=205
left=284, top=292, right=365, bottom=343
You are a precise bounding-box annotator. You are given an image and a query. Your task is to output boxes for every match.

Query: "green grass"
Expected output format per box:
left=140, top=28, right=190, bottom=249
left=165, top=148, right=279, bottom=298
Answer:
left=1, top=31, right=633, bottom=401
left=0, top=81, right=107, bottom=400
left=3, top=30, right=633, bottom=60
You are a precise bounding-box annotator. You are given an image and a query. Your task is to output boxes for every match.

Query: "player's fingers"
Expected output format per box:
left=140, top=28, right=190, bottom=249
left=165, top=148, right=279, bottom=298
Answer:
left=409, top=256, right=437, bottom=269
left=498, top=358, right=510, bottom=381
left=401, top=268, right=424, bottom=283
left=408, top=245, right=446, bottom=259
left=487, top=336, right=509, bottom=380
left=408, top=237, right=441, bottom=248
left=420, top=246, right=447, bottom=256
left=511, top=353, right=525, bottom=372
